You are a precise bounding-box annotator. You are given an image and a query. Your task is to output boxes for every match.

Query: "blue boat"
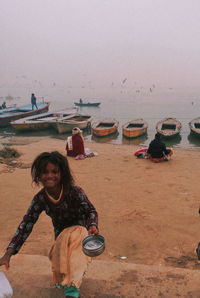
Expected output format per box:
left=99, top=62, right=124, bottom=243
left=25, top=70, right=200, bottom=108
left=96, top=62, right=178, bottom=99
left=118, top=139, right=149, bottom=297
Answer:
left=74, top=102, right=101, bottom=107
left=0, top=102, right=50, bottom=127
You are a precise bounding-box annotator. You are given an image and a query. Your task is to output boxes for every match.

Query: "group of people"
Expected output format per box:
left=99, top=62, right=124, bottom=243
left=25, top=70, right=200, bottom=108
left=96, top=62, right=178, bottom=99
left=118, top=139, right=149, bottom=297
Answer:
left=0, top=93, right=38, bottom=111
left=0, top=112, right=199, bottom=297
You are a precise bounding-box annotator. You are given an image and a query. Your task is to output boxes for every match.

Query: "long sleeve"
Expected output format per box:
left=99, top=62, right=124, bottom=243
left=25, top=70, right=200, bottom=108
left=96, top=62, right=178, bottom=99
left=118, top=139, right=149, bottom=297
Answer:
left=73, top=187, right=98, bottom=229
left=162, top=143, right=168, bottom=154
left=7, top=196, right=44, bottom=254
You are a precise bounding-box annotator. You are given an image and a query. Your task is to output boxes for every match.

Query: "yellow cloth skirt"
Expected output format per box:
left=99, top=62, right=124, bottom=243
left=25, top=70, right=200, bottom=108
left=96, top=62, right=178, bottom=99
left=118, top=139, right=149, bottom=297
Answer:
left=49, top=225, right=91, bottom=288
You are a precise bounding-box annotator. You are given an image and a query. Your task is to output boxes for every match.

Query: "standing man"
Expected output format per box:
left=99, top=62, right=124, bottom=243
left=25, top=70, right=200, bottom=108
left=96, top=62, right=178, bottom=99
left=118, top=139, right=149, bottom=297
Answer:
left=31, top=93, right=38, bottom=110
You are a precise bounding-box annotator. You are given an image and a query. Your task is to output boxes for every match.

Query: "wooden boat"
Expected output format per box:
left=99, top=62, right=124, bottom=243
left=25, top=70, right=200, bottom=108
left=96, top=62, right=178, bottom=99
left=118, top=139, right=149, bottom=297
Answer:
left=54, top=113, right=93, bottom=134
left=0, top=102, right=50, bottom=127
left=74, top=102, right=101, bottom=107
left=10, top=108, right=77, bottom=131
left=122, top=118, right=148, bottom=138
left=92, top=119, right=119, bottom=137
left=156, top=117, right=182, bottom=138
left=189, top=117, right=200, bottom=136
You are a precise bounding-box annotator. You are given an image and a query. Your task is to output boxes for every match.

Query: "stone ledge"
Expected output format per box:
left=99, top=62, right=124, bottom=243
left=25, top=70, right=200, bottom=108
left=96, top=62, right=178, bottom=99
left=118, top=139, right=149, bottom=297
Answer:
left=3, top=254, right=200, bottom=297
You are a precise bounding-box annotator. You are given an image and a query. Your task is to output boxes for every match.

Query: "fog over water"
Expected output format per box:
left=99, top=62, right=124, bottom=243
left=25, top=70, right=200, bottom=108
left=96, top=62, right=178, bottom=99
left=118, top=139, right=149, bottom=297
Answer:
left=1, top=1, right=200, bottom=147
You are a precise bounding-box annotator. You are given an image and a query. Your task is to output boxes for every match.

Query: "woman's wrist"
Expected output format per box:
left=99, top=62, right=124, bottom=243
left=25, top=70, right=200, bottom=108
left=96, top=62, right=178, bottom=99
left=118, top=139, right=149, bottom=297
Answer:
left=5, top=248, right=14, bottom=257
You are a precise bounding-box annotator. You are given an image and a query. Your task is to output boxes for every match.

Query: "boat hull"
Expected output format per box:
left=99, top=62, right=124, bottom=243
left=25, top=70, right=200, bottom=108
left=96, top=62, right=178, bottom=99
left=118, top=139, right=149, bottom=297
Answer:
left=122, top=119, right=148, bottom=138
left=74, top=102, right=100, bottom=107
left=10, top=108, right=77, bottom=131
left=0, top=103, right=50, bottom=127
left=55, top=121, right=90, bottom=134
left=156, top=118, right=182, bottom=138
left=55, top=115, right=92, bottom=134
left=92, top=120, right=119, bottom=137
left=11, top=121, right=50, bottom=131
left=122, top=127, right=147, bottom=138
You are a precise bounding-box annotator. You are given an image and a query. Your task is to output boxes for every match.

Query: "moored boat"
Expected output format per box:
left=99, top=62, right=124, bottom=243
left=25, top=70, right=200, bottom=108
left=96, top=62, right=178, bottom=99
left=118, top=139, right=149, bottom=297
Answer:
left=156, top=117, right=182, bottom=138
left=92, top=119, right=119, bottom=137
left=10, top=108, right=77, bottom=131
left=189, top=117, right=200, bottom=136
left=74, top=102, right=101, bottom=107
left=122, top=118, right=148, bottom=138
left=0, top=102, right=50, bottom=127
left=54, top=113, right=93, bottom=134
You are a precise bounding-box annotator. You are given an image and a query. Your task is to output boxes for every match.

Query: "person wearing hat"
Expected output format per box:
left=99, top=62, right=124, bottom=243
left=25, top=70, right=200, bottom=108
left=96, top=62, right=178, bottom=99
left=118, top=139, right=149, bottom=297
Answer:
left=147, top=133, right=173, bottom=162
left=66, top=127, right=85, bottom=158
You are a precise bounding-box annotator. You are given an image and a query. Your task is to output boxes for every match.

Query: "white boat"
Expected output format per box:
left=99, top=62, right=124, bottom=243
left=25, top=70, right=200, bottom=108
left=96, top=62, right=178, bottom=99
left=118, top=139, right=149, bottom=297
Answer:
left=156, top=117, right=182, bottom=138
left=189, top=117, right=200, bottom=136
left=54, top=113, right=93, bottom=134
left=11, top=108, right=77, bottom=131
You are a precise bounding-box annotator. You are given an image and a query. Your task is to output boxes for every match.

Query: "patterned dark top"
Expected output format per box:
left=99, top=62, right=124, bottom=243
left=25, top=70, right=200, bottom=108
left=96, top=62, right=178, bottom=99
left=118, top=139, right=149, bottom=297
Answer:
left=7, top=185, right=98, bottom=254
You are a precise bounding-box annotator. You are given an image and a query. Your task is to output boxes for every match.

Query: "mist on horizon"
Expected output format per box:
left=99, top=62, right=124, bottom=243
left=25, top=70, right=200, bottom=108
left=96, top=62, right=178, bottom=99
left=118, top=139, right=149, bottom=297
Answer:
left=1, top=0, right=200, bottom=101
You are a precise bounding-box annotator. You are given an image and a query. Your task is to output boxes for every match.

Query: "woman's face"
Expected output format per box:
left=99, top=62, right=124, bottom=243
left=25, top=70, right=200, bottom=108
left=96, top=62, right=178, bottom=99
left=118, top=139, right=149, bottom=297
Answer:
left=39, top=162, right=61, bottom=190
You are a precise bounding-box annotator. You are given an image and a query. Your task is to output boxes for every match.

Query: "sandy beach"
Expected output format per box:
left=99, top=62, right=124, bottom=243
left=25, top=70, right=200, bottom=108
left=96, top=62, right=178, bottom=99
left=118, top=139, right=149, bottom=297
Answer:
left=0, top=137, right=200, bottom=271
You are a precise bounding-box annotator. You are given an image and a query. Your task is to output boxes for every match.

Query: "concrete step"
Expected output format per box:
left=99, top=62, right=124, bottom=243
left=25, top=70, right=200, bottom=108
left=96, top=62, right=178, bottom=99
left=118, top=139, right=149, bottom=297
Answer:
left=2, top=254, right=200, bottom=298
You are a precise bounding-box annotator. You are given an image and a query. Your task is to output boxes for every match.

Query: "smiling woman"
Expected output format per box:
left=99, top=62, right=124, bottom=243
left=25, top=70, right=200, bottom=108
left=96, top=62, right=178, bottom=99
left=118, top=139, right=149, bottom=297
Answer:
left=0, top=151, right=99, bottom=298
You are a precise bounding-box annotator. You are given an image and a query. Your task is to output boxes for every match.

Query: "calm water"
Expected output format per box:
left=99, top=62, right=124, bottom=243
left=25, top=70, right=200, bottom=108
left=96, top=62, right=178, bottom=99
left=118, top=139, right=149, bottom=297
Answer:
left=1, top=86, right=200, bottom=148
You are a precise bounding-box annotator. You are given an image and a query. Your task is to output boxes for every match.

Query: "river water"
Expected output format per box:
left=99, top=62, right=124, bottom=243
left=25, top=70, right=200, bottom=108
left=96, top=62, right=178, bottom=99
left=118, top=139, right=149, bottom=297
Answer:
left=1, top=85, right=200, bottom=148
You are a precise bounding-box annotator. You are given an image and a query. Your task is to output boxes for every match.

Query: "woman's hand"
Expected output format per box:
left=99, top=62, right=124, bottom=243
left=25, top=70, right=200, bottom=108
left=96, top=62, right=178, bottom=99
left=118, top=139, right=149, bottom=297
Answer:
left=0, top=254, right=11, bottom=270
left=88, top=225, right=99, bottom=235
left=0, top=248, right=14, bottom=270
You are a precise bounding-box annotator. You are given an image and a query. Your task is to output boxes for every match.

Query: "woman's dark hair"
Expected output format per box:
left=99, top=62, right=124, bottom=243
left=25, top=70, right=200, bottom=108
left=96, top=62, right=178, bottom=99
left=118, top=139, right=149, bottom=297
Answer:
left=155, top=133, right=161, bottom=140
left=31, top=151, right=74, bottom=189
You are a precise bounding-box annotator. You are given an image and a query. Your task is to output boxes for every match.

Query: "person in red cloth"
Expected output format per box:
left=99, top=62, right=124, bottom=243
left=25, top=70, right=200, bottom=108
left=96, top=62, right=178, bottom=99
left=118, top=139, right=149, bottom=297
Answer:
left=66, top=127, right=85, bottom=158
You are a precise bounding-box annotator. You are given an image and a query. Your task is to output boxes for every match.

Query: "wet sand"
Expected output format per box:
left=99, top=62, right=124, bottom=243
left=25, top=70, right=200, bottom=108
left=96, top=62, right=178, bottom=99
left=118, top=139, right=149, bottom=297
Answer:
left=0, top=138, right=200, bottom=270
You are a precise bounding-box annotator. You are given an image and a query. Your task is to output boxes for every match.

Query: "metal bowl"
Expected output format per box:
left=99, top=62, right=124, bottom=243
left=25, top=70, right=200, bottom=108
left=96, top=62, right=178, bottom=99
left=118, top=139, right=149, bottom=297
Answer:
left=82, top=234, right=105, bottom=257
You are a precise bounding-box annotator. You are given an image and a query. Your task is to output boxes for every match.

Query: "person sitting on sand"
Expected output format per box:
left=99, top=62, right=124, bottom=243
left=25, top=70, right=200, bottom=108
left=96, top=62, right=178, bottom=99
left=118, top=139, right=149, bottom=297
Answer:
left=66, top=127, right=85, bottom=159
left=147, top=133, right=173, bottom=162
left=0, top=151, right=99, bottom=298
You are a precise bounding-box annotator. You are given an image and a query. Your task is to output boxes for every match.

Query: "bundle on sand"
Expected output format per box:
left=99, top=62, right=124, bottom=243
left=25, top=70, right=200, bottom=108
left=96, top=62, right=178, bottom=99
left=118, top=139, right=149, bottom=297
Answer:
left=0, top=147, right=20, bottom=159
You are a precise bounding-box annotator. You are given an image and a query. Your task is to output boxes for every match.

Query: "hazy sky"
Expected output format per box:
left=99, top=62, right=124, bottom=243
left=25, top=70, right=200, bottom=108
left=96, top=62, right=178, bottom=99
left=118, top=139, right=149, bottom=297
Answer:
left=1, top=0, right=200, bottom=97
